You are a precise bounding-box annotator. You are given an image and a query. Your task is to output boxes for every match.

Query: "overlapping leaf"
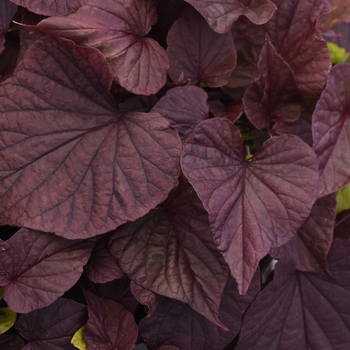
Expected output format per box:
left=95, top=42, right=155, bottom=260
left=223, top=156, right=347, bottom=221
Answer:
left=109, top=177, right=229, bottom=328
left=184, top=0, right=277, bottom=34
left=0, top=0, right=17, bottom=55
left=15, top=298, right=87, bottom=350
left=208, top=100, right=243, bottom=123
left=181, top=118, right=319, bottom=294
left=84, top=290, right=138, bottom=350
left=312, top=63, right=350, bottom=196
left=0, top=228, right=93, bottom=313
left=151, top=85, right=209, bottom=142
left=0, top=36, right=182, bottom=239
left=270, top=194, right=336, bottom=275
left=243, top=37, right=302, bottom=130
left=167, top=6, right=237, bottom=88
left=140, top=273, right=260, bottom=350
left=236, top=241, right=350, bottom=349
left=318, top=0, right=350, bottom=32
left=35, top=0, right=169, bottom=95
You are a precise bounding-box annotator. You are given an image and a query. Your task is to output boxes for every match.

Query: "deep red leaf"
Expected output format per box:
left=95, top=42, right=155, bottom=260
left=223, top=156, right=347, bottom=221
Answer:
left=236, top=242, right=350, bottom=349
left=140, top=273, right=260, bottom=350
left=270, top=194, right=336, bottom=275
left=181, top=118, right=319, bottom=294
left=84, top=290, right=138, bottom=350
left=167, top=6, right=237, bottom=88
left=85, top=235, right=125, bottom=284
left=0, top=335, right=24, bottom=350
left=35, top=0, right=169, bottom=95
left=0, top=0, right=17, bottom=55
left=312, top=63, right=350, bottom=196
left=243, top=37, right=302, bottom=130
left=265, top=0, right=332, bottom=98
left=109, top=177, right=229, bottom=328
left=184, top=0, right=277, bottom=34
left=151, top=85, right=209, bottom=142
left=0, top=228, right=93, bottom=313
left=208, top=100, right=243, bottom=124
left=15, top=297, right=87, bottom=350
left=0, top=36, right=182, bottom=239
left=9, top=0, right=86, bottom=16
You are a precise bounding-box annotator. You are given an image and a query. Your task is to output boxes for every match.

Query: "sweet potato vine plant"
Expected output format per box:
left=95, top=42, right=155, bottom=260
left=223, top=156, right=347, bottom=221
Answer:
left=0, top=0, right=350, bottom=349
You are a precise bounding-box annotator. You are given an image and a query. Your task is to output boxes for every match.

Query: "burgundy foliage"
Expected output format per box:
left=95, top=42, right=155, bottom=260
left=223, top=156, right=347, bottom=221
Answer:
left=0, top=0, right=349, bottom=349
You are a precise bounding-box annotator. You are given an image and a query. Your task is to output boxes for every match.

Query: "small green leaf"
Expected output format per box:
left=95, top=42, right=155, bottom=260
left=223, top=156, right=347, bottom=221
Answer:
left=327, top=42, right=350, bottom=64
left=71, top=325, right=88, bottom=350
left=0, top=307, right=16, bottom=334
left=245, top=154, right=253, bottom=160
left=336, top=183, right=350, bottom=214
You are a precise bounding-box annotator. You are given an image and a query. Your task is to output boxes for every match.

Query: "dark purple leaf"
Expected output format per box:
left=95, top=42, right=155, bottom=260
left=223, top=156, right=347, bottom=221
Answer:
left=0, top=30, right=19, bottom=80
left=140, top=273, right=260, bottom=350
left=184, top=0, right=277, bottom=34
left=0, top=228, right=92, bottom=313
left=318, top=0, right=350, bottom=32
left=243, top=37, right=302, bottom=130
left=270, top=118, right=313, bottom=147
left=130, top=282, right=157, bottom=310
left=10, top=0, right=87, bottom=16
left=151, top=85, right=209, bottom=142
left=0, top=0, right=17, bottom=55
left=208, top=100, right=243, bottom=123
left=35, top=0, right=169, bottom=95
left=334, top=210, right=350, bottom=239
left=0, top=36, right=182, bottom=239
left=119, top=95, right=158, bottom=114
left=85, top=235, right=124, bottom=284
left=0, top=335, right=24, bottom=350
left=270, top=194, right=336, bottom=275
left=167, top=6, right=237, bottom=88
left=15, top=297, right=87, bottom=350
left=236, top=242, right=350, bottom=349
left=181, top=118, right=319, bottom=294
left=109, top=177, right=229, bottom=328
left=265, top=0, right=332, bottom=98
left=312, top=63, right=350, bottom=197
left=84, top=290, right=138, bottom=350
left=93, top=277, right=139, bottom=314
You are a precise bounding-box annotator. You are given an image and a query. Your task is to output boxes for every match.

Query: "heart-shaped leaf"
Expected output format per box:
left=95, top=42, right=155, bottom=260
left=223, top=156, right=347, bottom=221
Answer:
left=0, top=36, right=181, bottom=239
left=0, top=228, right=93, bottom=313
left=181, top=118, right=319, bottom=294
left=35, top=0, right=169, bottom=95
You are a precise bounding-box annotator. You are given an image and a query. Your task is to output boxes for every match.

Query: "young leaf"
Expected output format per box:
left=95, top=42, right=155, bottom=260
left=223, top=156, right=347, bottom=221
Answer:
left=336, top=183, right=350, bottom=214
left=84, top=290, right=138, bottom=350
left=15, top=297, right=87, bottom=350
left=0, top=228, right=93, bottom=313
left=181, top=118, right=319, bottom=294
left=183, top=0, right=277, bottom=34
left=327, top=42, right=350, bottom=64
left=35, top=0, right=169, bottom=95
left=109, top=177, right=229, bottom=328
left=71, top=326, right=87, bottom=350
left=0, top=307, right=16, bottom=334
left=312, top=63, right=350, bottom=196
left=0, top=0, right=17, bottom=55
left=167, top=6, right=237, bottom=88
left=0, top=36, right=182, bottom=239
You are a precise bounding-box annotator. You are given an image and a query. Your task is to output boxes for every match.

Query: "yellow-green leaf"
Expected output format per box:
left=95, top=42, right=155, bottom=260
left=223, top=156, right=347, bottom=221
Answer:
left=327, top=42, right=350, bottom=64
left=0, top=307, right=16, bottom=334
left=71, top=325, right=88, bottom=350
left=336, top=183, right=350, bottom=214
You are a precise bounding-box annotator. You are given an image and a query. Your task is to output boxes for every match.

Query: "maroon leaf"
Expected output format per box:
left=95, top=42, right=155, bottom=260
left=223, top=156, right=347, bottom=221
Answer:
left=323, top=22, right=350, bottom=53
left=167, top=6, right=237, bottom=88
left=184, top=0, right=277, bottom=34
left=265, top=0, right=332, bottom=98
left=0, top=36, right=182, bottom=239
left=270, top=194, right=336, bottom=275
left=318, top=0, right=350, bottom=32
left=85, top=235, right=125, bottom=284
left=312, top=63, right=350, bottom=197
left=335, top=210, right=350, bottom=239
left=181, top=118, right=319, bottom=294
left=109, top=177, right=229, bottom=328
left=84, top=290, right=138, bottom=350
left=9, top=0, right=86, bottom=16
left=208, top=100, right=243, bottom=123
left=130, top=282, right=157, bottom=310
left=236, top=243, right=350, bottom=349
left=35, top=0, right=169, bottom=95
left=0, top=335, right=24, bottom=350
left=151, top=85, right=209, bottom=142
left=15, top=297, right=87, bottom=350
left=243, top=37, right=302, bottom=130
left=0, top=0, right=17, bottom=55
left=140, top=273, right=260, bottom=350
left=0, top=228, right=92, bottom=313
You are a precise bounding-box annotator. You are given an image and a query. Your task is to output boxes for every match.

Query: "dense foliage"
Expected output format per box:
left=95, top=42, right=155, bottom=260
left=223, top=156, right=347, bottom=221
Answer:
left=0, top=0, right=350, bottom=349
